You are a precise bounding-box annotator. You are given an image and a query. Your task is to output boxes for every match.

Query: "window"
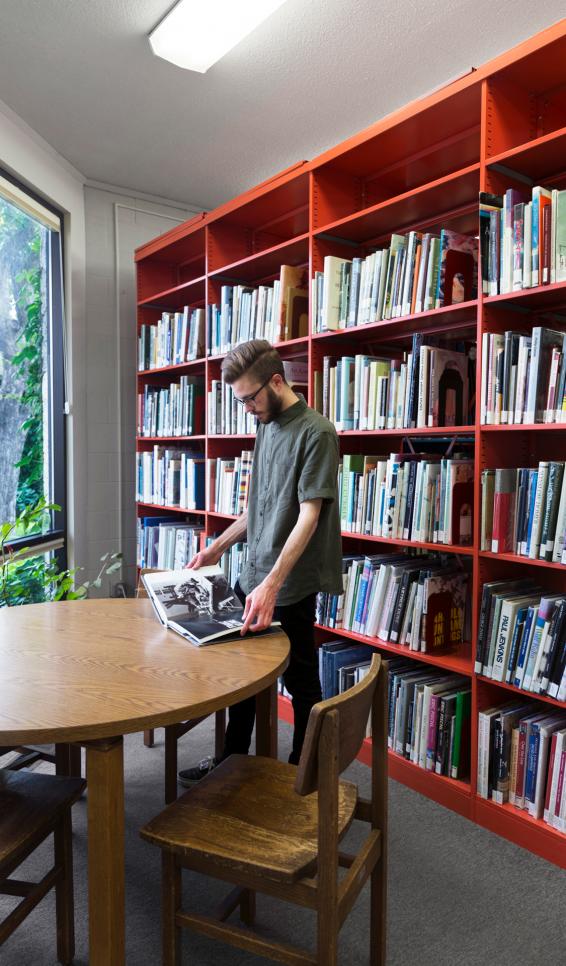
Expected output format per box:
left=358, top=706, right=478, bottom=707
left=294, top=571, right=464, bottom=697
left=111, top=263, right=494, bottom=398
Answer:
left=0, top=170, right=66, bottom=567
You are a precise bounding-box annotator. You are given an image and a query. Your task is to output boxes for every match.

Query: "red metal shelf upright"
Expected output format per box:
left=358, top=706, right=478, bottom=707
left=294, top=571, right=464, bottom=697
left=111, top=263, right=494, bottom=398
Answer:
left=135, top=19, right=566, bottom=869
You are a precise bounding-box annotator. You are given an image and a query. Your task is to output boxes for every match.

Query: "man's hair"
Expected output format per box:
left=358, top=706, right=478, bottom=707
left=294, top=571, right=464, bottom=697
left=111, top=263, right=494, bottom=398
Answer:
left=221, top=339, right=286, bottom=386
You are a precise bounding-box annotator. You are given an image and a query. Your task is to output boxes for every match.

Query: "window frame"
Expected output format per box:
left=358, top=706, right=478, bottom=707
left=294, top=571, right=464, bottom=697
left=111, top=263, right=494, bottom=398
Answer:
left=0, top=167, right=67, bottom=563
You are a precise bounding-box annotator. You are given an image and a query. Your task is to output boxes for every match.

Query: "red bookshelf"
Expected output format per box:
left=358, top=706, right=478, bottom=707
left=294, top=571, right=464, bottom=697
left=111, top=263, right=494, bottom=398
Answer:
left=135, top=20, right=566, bottom=869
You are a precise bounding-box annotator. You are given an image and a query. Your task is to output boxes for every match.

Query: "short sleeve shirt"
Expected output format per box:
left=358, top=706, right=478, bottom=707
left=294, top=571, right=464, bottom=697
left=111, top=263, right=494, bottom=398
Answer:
left=238, top=395, right=343, bottom=606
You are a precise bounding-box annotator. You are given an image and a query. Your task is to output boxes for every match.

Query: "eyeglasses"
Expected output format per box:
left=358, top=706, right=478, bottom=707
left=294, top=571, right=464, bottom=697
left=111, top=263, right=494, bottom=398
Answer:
left=234, top=375, right=273, bottom=407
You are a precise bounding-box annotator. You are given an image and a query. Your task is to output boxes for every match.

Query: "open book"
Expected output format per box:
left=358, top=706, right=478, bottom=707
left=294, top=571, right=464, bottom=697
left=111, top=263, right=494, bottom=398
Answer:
left=141, top=566, right=280, bottom=646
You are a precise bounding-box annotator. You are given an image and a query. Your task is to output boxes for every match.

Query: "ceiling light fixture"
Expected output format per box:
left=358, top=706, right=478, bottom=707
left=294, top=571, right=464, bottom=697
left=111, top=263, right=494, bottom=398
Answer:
left=149, top=0, right=289, bottom=73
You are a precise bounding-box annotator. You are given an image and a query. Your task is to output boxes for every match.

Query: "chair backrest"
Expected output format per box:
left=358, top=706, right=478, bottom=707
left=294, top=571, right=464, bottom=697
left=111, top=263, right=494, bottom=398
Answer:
left=136, top=568, right=165, bottom=599
left=294, top=653, right=382, bottom=796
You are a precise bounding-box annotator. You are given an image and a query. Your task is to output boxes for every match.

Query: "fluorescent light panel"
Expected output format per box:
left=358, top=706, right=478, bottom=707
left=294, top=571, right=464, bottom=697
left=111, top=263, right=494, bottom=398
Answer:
left=149, top=0, right=289, bottom=73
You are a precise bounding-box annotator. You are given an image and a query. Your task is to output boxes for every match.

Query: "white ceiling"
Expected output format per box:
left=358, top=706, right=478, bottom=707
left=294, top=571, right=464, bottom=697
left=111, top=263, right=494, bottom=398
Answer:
left=0, top=1, right=564, bottom=210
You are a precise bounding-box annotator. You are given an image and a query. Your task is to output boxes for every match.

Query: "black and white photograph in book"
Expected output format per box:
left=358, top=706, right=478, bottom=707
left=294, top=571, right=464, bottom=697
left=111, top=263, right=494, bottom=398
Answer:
left=141, top=566, right=275, bottom=645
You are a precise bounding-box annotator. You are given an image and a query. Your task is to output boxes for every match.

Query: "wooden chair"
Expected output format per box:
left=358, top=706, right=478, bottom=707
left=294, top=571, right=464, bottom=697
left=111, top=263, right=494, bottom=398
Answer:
left=140, top=653, right=387, bottom=966
left=137, top=568, right=226, bottom=803
left=0, top=744, right=82, bottom=778
left=0, top=768, right=85, bottom=963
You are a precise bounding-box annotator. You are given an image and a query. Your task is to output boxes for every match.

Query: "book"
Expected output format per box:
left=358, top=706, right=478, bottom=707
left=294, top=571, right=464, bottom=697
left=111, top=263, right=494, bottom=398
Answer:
left=277, top=265, right=308, bottom=341
left=435, top=229, right=478, bottom=307
left=142, top=566, right=280, bottom=646
left=491, top=468, right=517, bottom=553
left=427, top=347, right=469, bottom=427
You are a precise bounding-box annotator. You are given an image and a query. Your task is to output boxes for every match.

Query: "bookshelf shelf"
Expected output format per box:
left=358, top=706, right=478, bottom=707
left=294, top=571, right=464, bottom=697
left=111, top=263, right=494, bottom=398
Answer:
left=481, top=423, right=566, bottom=432
left=479, top=551, right=565, bottom=571
left=208, top=335, right=309, bottom=363
left=337, top=426, right=475, bottom=438
left=476, top=675, right=566, bottom=710
left=136, top=436, right=206, bottom=443
left=208, top=434, right=256, bottom=441
left=487, top=125, right=566, bottom=183
left=474, top=798, right=566, bottom=868
left=135, top=20, right=566, bottom=868
left=137, top=358, right=206, bottom=377
left=341, top=532, right=475, bottom=555
left=483, top=279, right=566, bottom=310
left=311, top=300, right=478, bottom=345
left=315, top=622, right=472, bottom=675
left=137, top=502, right=206, bottom=515
left=382, top=748, right=473, bottom=819
left=138, top=275, right=206, bottom=310
left=208, top=233, right=309, bottom=282
left=314, top=163, right=480, bottom=244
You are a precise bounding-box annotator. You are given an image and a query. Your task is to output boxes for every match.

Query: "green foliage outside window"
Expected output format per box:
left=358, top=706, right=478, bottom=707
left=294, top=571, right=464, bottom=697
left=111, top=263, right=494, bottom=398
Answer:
left=0, top=498, right=122, bottom=608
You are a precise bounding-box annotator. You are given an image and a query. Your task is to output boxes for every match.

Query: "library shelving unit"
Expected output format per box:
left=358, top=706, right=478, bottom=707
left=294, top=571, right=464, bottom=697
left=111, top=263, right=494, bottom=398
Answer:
left=135, top=20, right=566, bottom=868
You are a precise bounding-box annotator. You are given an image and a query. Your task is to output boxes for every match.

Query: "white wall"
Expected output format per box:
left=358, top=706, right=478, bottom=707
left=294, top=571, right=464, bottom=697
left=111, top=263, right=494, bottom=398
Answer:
left=83, top=185, right=200, bottom=593
left=0, top=97, right=88, bottom=574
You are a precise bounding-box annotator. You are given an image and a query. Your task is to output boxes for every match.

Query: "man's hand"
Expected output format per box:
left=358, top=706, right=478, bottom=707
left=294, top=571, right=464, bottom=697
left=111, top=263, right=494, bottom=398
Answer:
left=185, top=545, right=221, bottom=570
left=240, top=578, right=278, bottom=634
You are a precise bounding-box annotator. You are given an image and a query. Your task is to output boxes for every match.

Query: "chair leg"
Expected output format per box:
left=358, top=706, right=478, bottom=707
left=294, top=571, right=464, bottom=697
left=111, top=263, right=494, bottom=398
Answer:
left=54, top=812, right=75, bottom=965
left=55, top=743, right=72, bottom=776
left=162, top=851, right=182, bottom=966
left=214, top=709, right=226, bottom=760
left=144, top=729, right=155, bottom=748
left=69, top=745, right=82, bottom=778
left=317, top=911, right=338, bottom=966
left=165, top=726, right=179, bottom=804
left=239, top=888, right=256, bottom=927
left=57, top=743, right=82, bottom=779
left=369, top=858, right=387, bottom=966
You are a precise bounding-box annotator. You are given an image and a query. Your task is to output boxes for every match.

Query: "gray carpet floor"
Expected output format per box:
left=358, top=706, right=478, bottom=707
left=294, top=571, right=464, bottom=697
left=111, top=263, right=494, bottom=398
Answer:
left=1, top=718, right=565, bottom=965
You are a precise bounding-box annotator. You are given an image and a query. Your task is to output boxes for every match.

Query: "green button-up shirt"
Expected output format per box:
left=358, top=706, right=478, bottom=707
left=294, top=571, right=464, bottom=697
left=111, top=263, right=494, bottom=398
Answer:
left=239, top=395, right=343, bottom=606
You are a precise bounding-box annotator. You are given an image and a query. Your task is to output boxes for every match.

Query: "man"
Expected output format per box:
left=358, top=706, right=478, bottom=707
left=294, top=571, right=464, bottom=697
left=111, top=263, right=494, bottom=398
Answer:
left=178, top=338, right=343, bottom=785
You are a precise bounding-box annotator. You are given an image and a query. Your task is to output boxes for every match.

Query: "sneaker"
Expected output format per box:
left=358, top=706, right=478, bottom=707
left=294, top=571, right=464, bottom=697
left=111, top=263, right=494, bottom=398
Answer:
left=178, top=756, right=218, bottom=787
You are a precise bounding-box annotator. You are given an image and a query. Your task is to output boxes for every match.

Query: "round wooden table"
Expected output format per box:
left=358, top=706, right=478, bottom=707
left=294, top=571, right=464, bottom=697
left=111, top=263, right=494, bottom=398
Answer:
left=0, top=598, right=289, bottom=965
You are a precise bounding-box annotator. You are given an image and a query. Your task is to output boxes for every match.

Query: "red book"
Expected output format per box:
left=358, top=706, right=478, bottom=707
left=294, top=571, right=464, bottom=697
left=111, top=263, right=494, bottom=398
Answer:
left=542, top=201, right=552, bottom=285
left=491, top=468, right=517, bottom=553
left=426, top=693, right=441, bottom=770
left=539, top=193, right=552, bottom=284
left=515, top=722, right=528, bottom=806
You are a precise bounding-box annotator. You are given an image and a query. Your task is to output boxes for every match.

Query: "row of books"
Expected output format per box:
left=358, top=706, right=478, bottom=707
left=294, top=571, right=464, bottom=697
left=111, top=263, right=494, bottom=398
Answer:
left=137, top=377, right=204, bottom=438
left=137, top=517, right=204, bottom=569
left=339, top=452, right=474, bottom=545
left=475, top=581, right=566, bottom=698
left=208, top=380, right=256, bottom=436
left=478, top=703, right=566, bottom=830
left=319, top=640, right=374, bottom=700
left=316, top=553, right=469, bottom=653
left=481, top=461, right=566, bottom=564
left=137, top=307, right=205, bottom=371
left=136, top=447, right=205, bottom=509
left=316, top=341, right=471, bottom=432
left=479, top=186, right=566, bottom=296
left=206, top=265, right=308, bottom=356
left=481, top=326, right=566, bottom=425
left=216, top=540, right=249, bottom=591
left=317, top=648, right=471, bottom=779
left=388, top=661, right=471, bottom=779
left=312, top=228, right=478, bottom=333
left=207, top=452, right=254, bottom=516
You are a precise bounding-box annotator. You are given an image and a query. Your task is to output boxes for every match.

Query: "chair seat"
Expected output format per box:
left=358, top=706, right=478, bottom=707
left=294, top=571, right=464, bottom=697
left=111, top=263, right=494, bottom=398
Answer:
left=0, top=770, right=85, bottom=874
left=141, top=754, right=358, bottom=883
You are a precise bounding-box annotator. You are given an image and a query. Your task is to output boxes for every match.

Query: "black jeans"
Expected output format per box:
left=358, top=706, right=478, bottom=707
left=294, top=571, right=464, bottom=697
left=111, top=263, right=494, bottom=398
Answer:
left=222, top=582, right=321, bottom=765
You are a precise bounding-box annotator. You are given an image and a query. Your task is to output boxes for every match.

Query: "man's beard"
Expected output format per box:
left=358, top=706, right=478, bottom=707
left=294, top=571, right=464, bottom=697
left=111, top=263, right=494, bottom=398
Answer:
left=255, top=385, right=284, bottom=423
